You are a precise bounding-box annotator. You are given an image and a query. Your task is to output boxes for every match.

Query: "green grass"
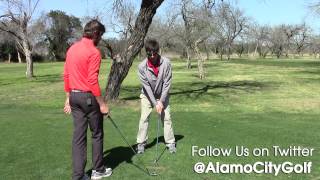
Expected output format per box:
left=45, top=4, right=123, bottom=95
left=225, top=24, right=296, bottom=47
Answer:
left=0, top=58, right=319, bottom=180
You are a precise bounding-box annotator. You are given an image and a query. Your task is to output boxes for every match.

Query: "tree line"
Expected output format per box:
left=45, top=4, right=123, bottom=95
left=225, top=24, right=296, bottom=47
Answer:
left=147, top=2, right=320, bottom=67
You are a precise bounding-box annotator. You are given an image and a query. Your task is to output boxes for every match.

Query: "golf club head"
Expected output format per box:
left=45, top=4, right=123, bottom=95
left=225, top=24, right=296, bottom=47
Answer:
left=149, top=171, right=158, bottom=176
left=153, top=158, right=161, bottom=164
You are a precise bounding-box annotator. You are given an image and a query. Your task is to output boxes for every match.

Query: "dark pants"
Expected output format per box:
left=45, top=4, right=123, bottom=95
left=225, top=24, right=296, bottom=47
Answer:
left=70, top=92, right=105, bottom=180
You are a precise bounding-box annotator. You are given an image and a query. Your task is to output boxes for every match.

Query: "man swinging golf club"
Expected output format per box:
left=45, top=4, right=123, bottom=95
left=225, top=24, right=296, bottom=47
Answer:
left=63, top=19, right=112, bottom=180
left=136, top=38, right=176, bottom=154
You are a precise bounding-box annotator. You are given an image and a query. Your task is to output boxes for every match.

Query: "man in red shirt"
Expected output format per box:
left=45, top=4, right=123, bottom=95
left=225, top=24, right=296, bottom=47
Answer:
left=63, top=20, right=112, bottom=180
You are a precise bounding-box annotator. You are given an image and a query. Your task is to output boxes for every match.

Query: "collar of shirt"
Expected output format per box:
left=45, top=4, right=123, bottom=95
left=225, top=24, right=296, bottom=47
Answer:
left=147, top=57, right=160, bottom=77
left=81, top=37, right=95, bottom=46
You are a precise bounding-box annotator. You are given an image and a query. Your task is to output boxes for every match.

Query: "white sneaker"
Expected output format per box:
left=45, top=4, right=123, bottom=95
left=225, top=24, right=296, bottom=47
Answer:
left=166, top=143, right=177, bottom=153
left=91, top=168, right=112, bottom=179
left=137, top=142, right=146, bottom=154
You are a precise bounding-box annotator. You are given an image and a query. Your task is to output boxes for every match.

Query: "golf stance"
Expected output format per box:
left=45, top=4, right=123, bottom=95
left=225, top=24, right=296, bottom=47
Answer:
left=136, top=39, right=176, bottom=154
left=63, top=20, right=112, bottom=180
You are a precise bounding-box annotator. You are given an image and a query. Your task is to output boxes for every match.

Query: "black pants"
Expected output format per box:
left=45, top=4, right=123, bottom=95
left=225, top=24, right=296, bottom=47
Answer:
left=70, top=92, right=105, bottom=180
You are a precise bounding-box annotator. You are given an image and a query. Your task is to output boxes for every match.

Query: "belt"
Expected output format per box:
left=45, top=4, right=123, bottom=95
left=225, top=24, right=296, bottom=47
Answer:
left=71, top=89, right=91, bottom=93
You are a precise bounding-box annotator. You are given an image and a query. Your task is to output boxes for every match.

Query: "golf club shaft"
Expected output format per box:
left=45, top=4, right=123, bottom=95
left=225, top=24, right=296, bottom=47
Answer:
left=107, top=116, right=137, bottom=153
left=106, top=115, right=151, bottom=175
left=155, top=146, right=167, bottom=163
left=155, top=115, right=161, bottom=163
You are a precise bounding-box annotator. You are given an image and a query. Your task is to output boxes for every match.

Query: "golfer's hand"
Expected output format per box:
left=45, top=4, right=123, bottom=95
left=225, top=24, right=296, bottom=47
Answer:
left=156, top=101, right=163, bottom=114
left=95, top=96, right=109, bottom=115
left=64, top=98, right=71, bottom=114
left=100, top=102, right=109, bottom=115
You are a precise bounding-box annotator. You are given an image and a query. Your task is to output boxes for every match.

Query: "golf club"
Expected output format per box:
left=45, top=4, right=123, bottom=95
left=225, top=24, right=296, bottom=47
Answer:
left=155, top=115, right=160, bottom=162
left=149, top=114, right=162, bottom=176
left=103, top=114, right=153, bottom=176
left=154, top=146, right=167, bottom=163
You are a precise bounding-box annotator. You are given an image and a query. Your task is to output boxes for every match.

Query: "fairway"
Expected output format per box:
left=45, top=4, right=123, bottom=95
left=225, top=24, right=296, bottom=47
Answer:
left=0, top=58, right=319, bottom=180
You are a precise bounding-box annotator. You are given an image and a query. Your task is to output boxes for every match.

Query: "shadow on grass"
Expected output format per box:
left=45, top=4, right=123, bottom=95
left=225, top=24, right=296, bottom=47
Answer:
left=1, top=74, right=62, bottom=85
left=85, top=135, right=184, bottom=176
left=297, top=69, right=320, bottom=75
left=226, top=59, right=320, bottom=68
left=121, top=80, right=271, bottom=101
left=0, top=82, right=12, bottom=86
left=34, top=74, right=62, bottom=83
left=172, top=80, right=266, bottom=96
left=0, top=76, right=29, bottom=85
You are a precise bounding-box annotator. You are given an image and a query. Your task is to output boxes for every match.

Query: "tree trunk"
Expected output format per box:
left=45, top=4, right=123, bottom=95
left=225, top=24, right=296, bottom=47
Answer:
left=8, top=53, right=11, bottom=63
left=227, top=44, right=231, bottom=60
left=105, top=0, right=164, bottom=101
left=15, top=45, right=22, bottom=63
left=219, top=47, right=223, bottom=60
left=197, top=57, right=204, bottom=79
left=182, top=2, right=193, bottom=69
left=254, top=42, right=258, bottom=57
left=23, top=36, right=33, bottom=78
left=186, top=48, right=192, bottom=69
left=194, top=38, right=206, bottom=79
left=25, top=48, right=33, bottom=78
left=17, top=50, right=22, bottom=63
left=204, top=43, right=209, bottom=60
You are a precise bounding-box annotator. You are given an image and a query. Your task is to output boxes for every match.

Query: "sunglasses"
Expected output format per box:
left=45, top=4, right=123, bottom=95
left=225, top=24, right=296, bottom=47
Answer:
left=146, top=50, right=158, bottom=58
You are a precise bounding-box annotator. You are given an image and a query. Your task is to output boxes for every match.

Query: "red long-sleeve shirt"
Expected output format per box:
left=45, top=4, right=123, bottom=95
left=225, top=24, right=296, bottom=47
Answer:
left=64, top=37, right=102, bottom=96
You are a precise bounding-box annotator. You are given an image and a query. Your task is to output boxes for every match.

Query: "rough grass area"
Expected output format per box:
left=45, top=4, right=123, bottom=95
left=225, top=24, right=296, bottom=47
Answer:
left=0, top=58, right=319, bottom=179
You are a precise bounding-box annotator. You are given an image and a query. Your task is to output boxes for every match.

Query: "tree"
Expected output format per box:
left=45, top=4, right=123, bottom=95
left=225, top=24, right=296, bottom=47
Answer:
left=0, top=29, right=16, bottom=62
left=147, top=16, right=178, bottom=54
left=213, top=2, right=248, bottom=60
left=180, top=0, right=195, bottom=69
left=267, top=25, right=286, bottom=58
left=192, top=4, right=215, bottom=79
left=292, top=23, right=309, bottom=56
left=36, top=10, right=82, bottom=60
left=105, top=0, right=165, bottom=100
left=281, top=24, right=299, bottom=57
left=234, top=41, right=245, bottom=58
left=0, top=0, right=40, bottom=78
left=2, top=43, right=15, bottom=62
left=249, top=24, right=270, bottom=58
left=167, top=0, right=219, bottom=78
left=308, top=35, right=320, bottom=58
left=171, top=0, right=219, bottom=69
